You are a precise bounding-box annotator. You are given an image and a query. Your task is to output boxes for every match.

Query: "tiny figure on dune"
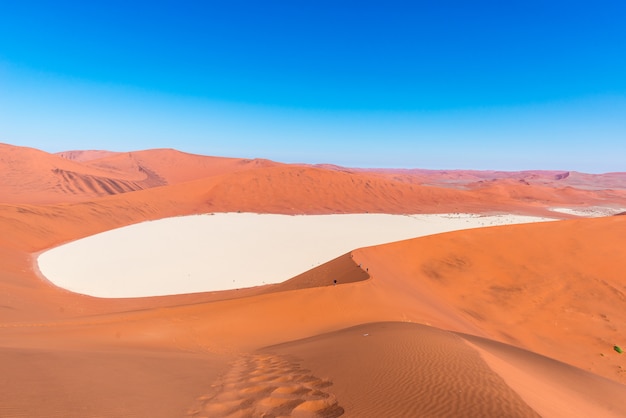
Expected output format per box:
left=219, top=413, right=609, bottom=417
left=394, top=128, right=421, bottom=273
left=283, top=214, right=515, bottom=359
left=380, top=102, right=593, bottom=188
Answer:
left=333, top=279, right=337, bottom=286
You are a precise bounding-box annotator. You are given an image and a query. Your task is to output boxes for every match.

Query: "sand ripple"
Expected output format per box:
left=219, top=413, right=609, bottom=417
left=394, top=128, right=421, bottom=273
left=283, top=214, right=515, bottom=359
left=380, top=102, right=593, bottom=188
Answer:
left=187, top=353, right=344, bottom=418
left=265, top=322, right=541, bottom=417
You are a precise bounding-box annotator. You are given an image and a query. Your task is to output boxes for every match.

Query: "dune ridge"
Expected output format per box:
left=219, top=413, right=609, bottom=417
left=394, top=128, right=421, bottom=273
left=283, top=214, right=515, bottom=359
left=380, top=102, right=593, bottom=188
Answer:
left=352, top=216, right=626, bottom=384
left=4, top=143, right=626, bottom=213
left=265, top=322, right=535, bottom=417
left=1, top=143, right=625, bottom=417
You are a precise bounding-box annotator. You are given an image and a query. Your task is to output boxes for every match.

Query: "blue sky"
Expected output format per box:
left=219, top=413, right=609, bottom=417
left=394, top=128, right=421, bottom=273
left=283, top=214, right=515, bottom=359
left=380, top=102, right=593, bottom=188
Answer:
left=1, top=1, right=625, bottom=172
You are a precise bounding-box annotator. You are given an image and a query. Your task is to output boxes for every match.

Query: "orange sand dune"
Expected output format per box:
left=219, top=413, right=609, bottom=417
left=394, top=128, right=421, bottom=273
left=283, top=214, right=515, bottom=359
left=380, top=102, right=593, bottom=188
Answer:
left=0, top=345, right=229, bottom=418
left=1, top=144, right=282, bottom=204
left=56, top=149, right=121, bottom=162
left=4, top=143, right=626, bottom=212
left=353, top=216, right=626, bottom=384
left=556, top=171, right=626, bottom=190
left=0, top=143, right=151, bottom=204
left=73, top=148, right=279, bottom=185
left=266, top=322, right=626, bottom=418
left=2, top=143, right=626, bottom=416
left=469, top=177, right=626, bottom=206
left=347, top=166, right=626, bottom=190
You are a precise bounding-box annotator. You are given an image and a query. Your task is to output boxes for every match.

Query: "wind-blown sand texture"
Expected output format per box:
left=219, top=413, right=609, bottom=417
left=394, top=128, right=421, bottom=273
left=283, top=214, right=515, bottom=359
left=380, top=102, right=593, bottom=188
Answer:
left=1, top=143, right=626, bottom=417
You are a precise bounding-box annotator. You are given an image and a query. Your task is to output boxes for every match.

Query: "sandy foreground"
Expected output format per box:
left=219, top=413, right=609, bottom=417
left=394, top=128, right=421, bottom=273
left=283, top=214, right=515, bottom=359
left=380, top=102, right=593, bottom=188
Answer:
left=37, top=212, right=554, bottom=297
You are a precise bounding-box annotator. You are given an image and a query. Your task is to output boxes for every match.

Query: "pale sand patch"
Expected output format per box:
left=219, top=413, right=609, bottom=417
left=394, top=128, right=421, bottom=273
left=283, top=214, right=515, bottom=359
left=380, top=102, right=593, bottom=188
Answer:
left=549, top=206, right=626, bottom=217
left=37, top=213, right=555, bottom=298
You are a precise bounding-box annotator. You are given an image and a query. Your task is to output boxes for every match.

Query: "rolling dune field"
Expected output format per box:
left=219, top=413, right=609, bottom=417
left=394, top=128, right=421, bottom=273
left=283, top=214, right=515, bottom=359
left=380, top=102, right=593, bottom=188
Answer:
left=1, top=143, right=625, bottom=417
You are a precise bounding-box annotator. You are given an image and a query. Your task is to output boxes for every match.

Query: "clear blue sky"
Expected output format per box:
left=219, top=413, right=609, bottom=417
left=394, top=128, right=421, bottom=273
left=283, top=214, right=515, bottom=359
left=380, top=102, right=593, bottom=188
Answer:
left=1, top=1, right=625, bottom=172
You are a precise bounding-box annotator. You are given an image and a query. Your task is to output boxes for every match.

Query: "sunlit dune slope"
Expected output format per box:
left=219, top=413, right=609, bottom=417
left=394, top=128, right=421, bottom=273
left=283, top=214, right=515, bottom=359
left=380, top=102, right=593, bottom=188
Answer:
left=77, top=148, right=279, bottom=185
left=462, top=331, right=626, bottom=418
left=348, top=167, right=574, bottom=189
left=263, top=322, right=626, bottom=418
left=199, top=166, right=626, bottom=216
left=345, top=166, right=626, bottom=191
left=263, top=322, right=542, bottom=418
left=56, top=149, right=121, bottom=162
left=0, top=344, right=230, bottom=418
left=469, top=177, right=626, bottom=205
left=1, top=143, right=283, bottom=204
left=199, top=165, right=493, bottom=214
left=204, top=164, right=626, bottom=214
left=0, top=143, right=152, bottom=203
left=353, top=215, right=626, bottom=384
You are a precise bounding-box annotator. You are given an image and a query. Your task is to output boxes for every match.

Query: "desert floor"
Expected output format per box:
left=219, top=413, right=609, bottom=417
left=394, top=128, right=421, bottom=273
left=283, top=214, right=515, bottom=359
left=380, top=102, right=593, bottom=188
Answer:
left=1, top=143, right=625, bottom=417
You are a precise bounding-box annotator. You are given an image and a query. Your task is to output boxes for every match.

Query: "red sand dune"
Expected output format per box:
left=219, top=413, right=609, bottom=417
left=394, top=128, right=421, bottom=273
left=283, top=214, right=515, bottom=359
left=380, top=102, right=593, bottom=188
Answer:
left=1, top=144, right=279, bottom=204
left=71, top=148, right=279, bottom=185
left=352, top=216, right=626, bottom=385
left=56, top=149, right=121, bottom=162
left=1, top=143, right=625, bottom=417
left=348, top=166, right=626, bottom=190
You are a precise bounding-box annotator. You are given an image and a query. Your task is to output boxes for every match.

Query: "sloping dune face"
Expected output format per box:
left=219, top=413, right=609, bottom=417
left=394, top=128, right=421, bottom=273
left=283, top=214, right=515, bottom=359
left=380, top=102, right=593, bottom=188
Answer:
left=2, top=143, right=626, bottom=417
left=0, top=143, right=156, bottom=203
left=263, top=322, right=542, bottom=418
left=56, top=149, right=121, bottom=162
left=71, top=148, right=280, bottom=186
left=0, top=144, right=280, bottom=204
left=263, top=322, right=626, bottom=418
left=353, top=216, right=626, bottom=385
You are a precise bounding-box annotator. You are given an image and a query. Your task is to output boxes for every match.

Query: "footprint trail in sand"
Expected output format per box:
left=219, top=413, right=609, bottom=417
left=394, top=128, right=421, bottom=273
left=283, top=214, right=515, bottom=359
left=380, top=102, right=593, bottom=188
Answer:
left=187, top=353, right=344, bottom=418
